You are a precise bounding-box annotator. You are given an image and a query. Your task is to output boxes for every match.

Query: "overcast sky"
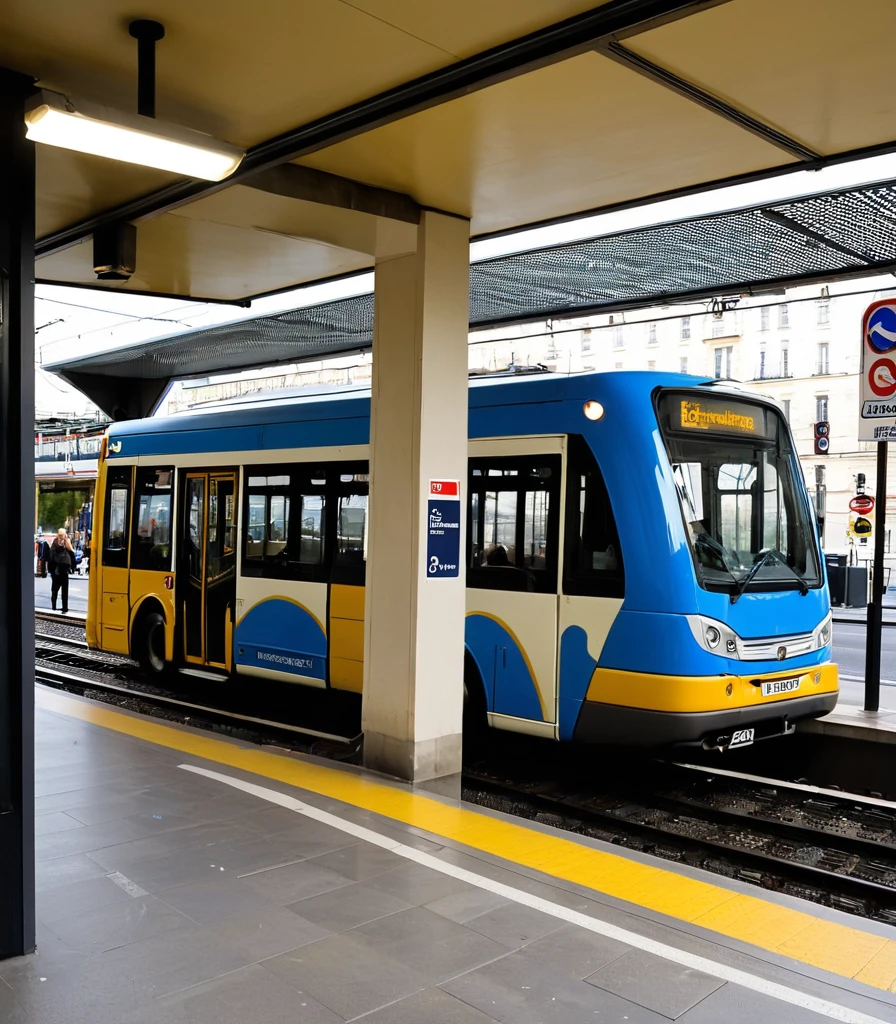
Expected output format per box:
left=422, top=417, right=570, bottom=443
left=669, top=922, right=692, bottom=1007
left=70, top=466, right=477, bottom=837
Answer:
left=35, top=149, right=896, bottom=417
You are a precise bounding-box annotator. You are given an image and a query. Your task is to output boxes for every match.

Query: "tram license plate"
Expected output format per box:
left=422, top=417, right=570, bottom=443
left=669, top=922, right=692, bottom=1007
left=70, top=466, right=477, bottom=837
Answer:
left=760, top=677, right=800, bottom=698
left=729, top=728, right=755, bottom=748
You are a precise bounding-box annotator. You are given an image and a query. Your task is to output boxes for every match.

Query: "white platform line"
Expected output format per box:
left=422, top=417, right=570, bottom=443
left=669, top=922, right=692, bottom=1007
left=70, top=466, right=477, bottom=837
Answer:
left=178, top=763, right=892, bottom=1024
left=105, top=870, right=149, bottom=898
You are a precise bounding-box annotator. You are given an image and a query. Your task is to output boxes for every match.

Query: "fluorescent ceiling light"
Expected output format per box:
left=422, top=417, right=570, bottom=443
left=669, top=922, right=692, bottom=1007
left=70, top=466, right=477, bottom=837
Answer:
left=25, top=92, right=244, bottom=182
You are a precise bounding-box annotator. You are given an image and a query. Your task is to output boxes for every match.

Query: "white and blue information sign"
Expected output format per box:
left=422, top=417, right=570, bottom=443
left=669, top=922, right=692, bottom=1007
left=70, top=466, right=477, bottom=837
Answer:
left=427, top=479, right=461, bottom=579
left=860, top=301, right=896, bottom=441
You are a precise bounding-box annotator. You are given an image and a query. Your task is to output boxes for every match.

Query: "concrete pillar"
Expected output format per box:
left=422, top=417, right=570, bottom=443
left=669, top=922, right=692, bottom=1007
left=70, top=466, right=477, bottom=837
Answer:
left=362, top=210, right=470, bottom=783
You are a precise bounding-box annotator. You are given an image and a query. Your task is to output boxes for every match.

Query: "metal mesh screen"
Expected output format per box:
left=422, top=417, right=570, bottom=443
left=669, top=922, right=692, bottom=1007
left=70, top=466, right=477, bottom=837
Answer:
left=47, top=179, right=896, bottom=385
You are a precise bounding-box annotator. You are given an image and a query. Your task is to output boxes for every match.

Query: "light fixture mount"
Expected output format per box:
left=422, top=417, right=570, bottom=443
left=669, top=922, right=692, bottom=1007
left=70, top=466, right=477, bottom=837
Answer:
left=128, top=20, right=165, bottom=118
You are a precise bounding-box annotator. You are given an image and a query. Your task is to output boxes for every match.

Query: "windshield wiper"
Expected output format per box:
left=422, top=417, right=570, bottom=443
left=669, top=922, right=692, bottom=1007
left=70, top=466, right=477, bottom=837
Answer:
left=730, top=549, right=809, bottom=604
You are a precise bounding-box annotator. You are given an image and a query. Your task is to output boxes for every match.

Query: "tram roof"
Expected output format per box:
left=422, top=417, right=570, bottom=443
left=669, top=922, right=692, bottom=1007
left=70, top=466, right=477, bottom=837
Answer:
left=45, top=173, right=896, bottom=419
left=106, top=370, right=766, bottom=446
left=8, top=0, right=896, bottom=306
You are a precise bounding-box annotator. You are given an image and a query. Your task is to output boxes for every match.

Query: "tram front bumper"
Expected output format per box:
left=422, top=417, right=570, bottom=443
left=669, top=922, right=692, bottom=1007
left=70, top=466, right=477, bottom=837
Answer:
left=573, top=663, right=839, bottom=749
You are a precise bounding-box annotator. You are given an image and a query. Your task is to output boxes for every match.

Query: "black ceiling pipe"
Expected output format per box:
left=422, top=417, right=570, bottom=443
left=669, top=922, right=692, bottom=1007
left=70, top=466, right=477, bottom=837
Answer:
left=128, top=19, right=165, bottom=118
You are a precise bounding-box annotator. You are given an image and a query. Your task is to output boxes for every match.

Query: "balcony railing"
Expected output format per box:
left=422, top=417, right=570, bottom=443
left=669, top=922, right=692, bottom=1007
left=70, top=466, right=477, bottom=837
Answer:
left=752, top=369, right=792, bottom=380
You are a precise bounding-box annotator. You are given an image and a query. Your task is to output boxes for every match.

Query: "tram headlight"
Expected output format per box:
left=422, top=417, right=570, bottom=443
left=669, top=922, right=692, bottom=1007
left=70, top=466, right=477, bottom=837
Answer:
left=813, top=612, right=832, bottom=649
left=686, top=615, right=740, bottom=658
left=583, top=401, right=604, bottom=421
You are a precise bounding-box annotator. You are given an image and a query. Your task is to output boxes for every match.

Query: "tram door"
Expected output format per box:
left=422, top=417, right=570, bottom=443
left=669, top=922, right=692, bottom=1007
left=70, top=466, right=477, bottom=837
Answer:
left=181, top=471, right=238, bottom=669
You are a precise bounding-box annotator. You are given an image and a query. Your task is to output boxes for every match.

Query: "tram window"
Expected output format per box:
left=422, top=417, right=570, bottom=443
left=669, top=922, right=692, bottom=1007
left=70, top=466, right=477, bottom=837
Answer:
left=131, top=467, right=173, bottom=571
left=297, top=494, right=325, bottom=563
left=102, top=467, right=131, bottom=569
left=718, top=463, right=756, bottom=558
left=468, top=456, right=560, bottom=593
left=563, top=437, right=624, bottom=598
left=523, top=491, right=550, bottom=571
left=242, top=466, right=328, bottom=582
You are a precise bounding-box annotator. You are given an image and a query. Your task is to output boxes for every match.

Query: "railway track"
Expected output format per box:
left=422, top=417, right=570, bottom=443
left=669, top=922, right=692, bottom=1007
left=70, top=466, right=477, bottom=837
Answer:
left=463, top=757, right=896, bottom=923
left=34, top=628, right=361, bottom=759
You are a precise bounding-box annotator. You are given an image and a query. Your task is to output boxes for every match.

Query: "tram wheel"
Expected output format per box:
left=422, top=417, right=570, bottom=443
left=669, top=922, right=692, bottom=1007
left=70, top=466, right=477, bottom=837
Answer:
left=137, top=611, right=168, bottom=677
left=463, top=656, right=489, bottom=755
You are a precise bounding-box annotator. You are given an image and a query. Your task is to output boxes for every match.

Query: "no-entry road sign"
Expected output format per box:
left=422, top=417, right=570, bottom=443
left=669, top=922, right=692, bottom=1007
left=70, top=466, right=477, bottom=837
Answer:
left=849, top=495, right=875, bottom=515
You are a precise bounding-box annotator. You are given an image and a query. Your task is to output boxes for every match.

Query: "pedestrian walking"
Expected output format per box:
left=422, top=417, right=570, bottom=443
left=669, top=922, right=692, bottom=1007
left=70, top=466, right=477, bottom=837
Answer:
left=47, top=528, right=74, bottom=613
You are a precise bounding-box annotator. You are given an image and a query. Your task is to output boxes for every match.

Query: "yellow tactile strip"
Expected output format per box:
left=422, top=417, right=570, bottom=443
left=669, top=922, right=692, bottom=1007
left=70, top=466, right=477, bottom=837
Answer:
left=37, top=687, right=896, bottom=993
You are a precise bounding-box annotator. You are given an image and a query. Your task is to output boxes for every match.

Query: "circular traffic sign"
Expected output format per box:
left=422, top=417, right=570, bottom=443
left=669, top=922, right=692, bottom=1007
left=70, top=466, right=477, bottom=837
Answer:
left=816, top=422, right=830, bottom=436
left=867, top=305, right=896, bottom=353
left=869, top=357, right=896, bottom=397
left=816, top=436, right=829, bottom=452
left=850, top=495, right=875, bottom=515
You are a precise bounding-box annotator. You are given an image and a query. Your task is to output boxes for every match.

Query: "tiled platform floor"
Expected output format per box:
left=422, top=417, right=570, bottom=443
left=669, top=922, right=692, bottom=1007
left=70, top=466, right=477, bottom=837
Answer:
left=4, top=691, right=896, bottom=1024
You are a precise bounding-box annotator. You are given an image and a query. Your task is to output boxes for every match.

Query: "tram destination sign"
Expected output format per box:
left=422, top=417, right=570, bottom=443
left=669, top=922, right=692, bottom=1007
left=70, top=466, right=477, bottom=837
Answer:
left=860, top=300, right=896, bottom=441
left=657, top=393, right=775, bottom=439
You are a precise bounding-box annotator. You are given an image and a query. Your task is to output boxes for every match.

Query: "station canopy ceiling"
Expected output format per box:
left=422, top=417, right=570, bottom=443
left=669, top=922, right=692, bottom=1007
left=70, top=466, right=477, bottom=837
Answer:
left=45, top=176, right=896, bottom=420
left=6, top=0, right=896, bottom=304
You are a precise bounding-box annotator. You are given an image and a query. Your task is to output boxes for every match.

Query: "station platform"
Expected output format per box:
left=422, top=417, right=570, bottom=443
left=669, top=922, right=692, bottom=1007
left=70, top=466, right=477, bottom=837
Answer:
left=6, top=687, right=896, bottom=1024
left=802, top=701, right=896, bottom=744
left=34, top=573, right=88, bottom=618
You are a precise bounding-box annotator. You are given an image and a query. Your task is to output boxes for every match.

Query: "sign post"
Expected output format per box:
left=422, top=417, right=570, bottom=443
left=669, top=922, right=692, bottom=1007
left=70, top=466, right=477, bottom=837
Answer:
left=858, top=301, right=896, bottom=711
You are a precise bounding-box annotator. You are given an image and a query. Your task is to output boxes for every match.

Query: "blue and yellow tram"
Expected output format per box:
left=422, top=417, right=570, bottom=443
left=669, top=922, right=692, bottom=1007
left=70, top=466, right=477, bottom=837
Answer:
left=87, top=371, right=837, bottom=749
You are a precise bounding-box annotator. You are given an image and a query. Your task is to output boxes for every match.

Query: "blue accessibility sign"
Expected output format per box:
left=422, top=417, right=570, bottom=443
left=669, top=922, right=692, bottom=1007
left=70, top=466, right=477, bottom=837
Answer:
left=867, top=304, right=896, bottom=353
left=426, top=498, right=460, bottom=578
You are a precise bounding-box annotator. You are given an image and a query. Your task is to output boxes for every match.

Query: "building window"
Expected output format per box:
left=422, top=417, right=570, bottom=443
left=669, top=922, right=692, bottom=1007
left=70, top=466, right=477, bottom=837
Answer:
left=817, top=341, right=829, bottom=375
left=711, top=317, right=725, bottom=338
left=648, top=323, right=657, bottom=345
left=680, top=356, right=688, bottom=374
left=580, top=329, right=592, bottom=354
left=780, top=341, right=789, bottom=378
left=647, top=360, right=656, bottom=370
left=613, top=327, right=624, bottom=349
left=614, top=361, right=623, bottom=370
left=760, top=306, right=770, bottom=331
left=714, top=346, right=732, bottom=379
left=778, top=303, right=789, bottom=328
left=680, top=317, right=691, bottom=340
left=817, top=300, right=830, bottom=325
left=782, top=399, right=791, bottom=422
left=758, top=349, right=766, bottom=379
left=816, top=395, right=829, bottom=422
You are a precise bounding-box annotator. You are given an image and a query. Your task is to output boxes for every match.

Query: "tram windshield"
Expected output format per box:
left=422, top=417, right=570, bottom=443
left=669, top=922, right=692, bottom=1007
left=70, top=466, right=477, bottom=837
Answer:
left=656, top=391, right=821, bottom=594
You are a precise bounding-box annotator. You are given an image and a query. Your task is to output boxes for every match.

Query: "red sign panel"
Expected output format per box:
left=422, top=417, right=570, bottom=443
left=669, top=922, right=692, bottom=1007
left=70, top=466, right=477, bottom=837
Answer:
left=849, top=495, right=875, bottom=515
left=429, top=480, right=458, bottom=496
left=869, top=357, right=896, bottom=398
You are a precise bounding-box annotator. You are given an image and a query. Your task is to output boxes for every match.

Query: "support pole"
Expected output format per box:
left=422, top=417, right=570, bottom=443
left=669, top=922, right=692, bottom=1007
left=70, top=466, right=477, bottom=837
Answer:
left=0, top=68, right=36, bottom=959
left=129, top=20, right=165, bottom=119
left=864, top=442, right=888, bottom=712
left=362, top=211, right=470, bottom=784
